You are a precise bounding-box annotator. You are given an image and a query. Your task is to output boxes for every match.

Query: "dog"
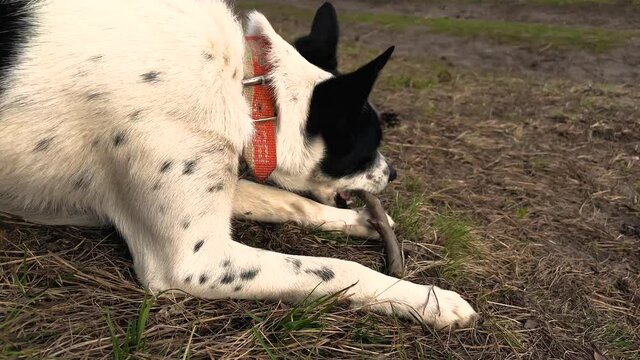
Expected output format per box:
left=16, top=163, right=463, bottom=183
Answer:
left=0, top=0, right=477, bottom=329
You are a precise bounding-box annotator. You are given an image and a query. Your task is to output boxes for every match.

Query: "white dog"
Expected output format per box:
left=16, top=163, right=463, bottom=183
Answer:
left=0, top=0, right=477, bottom=329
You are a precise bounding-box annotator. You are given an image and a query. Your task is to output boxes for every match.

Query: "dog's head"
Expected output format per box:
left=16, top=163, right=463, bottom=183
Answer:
left=246, top=3, right=396, bottom=205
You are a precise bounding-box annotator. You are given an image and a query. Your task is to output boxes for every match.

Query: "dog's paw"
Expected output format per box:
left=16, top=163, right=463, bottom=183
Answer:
left=419, top=286, right=478, bottom=330
left=331, top=207, right=395, bottom=238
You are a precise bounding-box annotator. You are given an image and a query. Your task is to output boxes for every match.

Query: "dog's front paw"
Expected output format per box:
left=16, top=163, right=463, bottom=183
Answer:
left=420, top=286, right=478, bottom=330
left=319, top=206, right=395, bottom=238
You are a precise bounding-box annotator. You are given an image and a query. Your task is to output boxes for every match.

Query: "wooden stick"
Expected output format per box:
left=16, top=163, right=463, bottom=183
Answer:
left=355, top=191, right=404, bottom=277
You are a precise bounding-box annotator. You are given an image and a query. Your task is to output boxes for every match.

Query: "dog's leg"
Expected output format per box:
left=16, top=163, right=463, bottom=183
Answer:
left=103, top=129, right=475, bottom=329
left=233, top=179, right=393, bottom=238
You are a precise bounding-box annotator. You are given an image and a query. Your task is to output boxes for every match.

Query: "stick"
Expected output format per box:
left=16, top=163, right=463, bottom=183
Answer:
left=355, top=191, right=404, bottom=277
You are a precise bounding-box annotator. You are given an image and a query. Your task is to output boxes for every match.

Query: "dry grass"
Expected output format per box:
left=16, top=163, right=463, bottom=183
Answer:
left=2, top=1, right=640, bottom=359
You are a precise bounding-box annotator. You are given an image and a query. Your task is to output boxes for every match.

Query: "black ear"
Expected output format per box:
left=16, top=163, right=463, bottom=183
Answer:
left=333, top=46, right=395, bottom=107
left=293, top=2, right=339, bottom=72
left=308, top=46, right=395, bottom=135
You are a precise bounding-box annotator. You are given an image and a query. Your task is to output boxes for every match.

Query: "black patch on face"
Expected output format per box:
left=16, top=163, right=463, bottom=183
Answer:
left=141, top=71, right=161, bottom=83
left=184, top=275, right=192, bottom=284
left=199, top=274, right=208, bottom=285
left=207, top=183, right=224, bottom=192
left=294, top=7, right=394, bottom=179
left=305, top=48, right=393, bottom=178
left=183, top=160, right=197, bottom=175
left=34, top=137, right=53, bottom=152
left=220, top=272, right=235, bottom=284
left=113, top=132, right=126, bottom=146
left=305, top=266, right=335, bottom=282
left=0, top=1, right=34, bottom=97
left=193, top=239, right=204, bottom=253
left=240, top=268, right=260, bottom=281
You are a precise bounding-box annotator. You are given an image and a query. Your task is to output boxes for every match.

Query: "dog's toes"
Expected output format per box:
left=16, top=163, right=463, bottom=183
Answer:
left=421, top=287, right=478, bottom=330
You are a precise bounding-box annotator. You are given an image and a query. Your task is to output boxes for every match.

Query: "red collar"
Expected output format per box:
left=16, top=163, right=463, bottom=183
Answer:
left=243, top=35, right=277, bottom=183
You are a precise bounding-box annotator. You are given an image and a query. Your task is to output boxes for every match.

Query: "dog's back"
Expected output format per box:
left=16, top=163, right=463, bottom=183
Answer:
left=0, top=0, right=252, bottom=223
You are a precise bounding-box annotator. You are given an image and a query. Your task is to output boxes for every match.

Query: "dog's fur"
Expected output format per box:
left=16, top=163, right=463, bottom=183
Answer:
left=0, top=0, right=477, bottom=329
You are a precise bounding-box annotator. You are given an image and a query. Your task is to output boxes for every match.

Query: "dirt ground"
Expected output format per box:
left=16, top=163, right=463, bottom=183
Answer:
left=1, top=1, right=639, bottom=359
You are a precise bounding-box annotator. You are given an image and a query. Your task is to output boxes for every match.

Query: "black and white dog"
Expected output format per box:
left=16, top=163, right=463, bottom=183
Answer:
left=0, top=1, right=476, bottom=329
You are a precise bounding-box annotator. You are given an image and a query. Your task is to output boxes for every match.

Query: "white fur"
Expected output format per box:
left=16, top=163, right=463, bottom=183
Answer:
left=0, top=0, right=476, bottom=329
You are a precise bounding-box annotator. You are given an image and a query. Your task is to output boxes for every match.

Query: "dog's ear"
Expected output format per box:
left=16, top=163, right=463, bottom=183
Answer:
left=294, top=2, right=339, bottom=72
left=329, top=46, right=394, bottom=108
left=308, top=47, right=394, bottom=133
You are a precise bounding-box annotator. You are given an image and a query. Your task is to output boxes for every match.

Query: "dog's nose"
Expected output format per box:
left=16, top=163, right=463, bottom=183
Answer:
left=388, top=166, right=397, bottom=182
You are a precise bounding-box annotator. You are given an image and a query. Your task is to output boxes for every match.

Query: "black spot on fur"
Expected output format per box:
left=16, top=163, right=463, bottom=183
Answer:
left=183, top=160, right=197, bottom=175
left=73, top=173, right=91, bottom=190
left=160, top=161, right=172, bottom=173
left=129, top=109, right=143, bottom=121
left=141, top=71, right=161, bottom=83
left=244, top=211, right=252, bottom=216
left=207, top=183, right=224, bottom=192
left=232, top=69, right=238, bottom=79
left=199, top=274, right=208, bottom=285
left=366, top=173, right=374, bottom=180
left=203, top=52, right=214, bottom=61
left=193, top=240, right=204, bottom=253
left=91, top=139, right=100, bottom=147
left=220, top=272, right=235, bottom=284
left=285, top=257, right=302, bottom=273
left=223, top=55, right=229, bottom=65
left=182, top=220, right=190, bottom=230
left=0, top=1, right=34, bottom=96
left=233, top=285, right=243, bottom=292
left=184, top=275, right=193, bottom=284
left=113, top=132, right=126, bottom=146
left=152, top=182, right=161, bottom=191
left=240, top=268, right=260, bottom=281
left=222, top=260, right=231, bottom=268
left=34, top=137, right=53, bottom=152
left=87, top=92, right=109, bottom=101
left=88, top=55, right=103, bottom=62
left=305, top=266, right=335, bottom=282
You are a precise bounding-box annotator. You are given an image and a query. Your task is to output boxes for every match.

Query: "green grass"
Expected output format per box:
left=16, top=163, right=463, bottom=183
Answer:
left=247, top=286, right=352, bottom=357
left=485, top=319, right=526, bottom=352
left=528, top=0, right=616, bottom=5
left=106, top=294, right=155, bottom=360
left=431, top=213, right=478, bottom=279
left=595, top=323, right=638, bottom=358
left=516, top=207, right=529, bottom=219
left=389, top=175, right=428, bottom=242
left=238, top=1, right=631, bottom=53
